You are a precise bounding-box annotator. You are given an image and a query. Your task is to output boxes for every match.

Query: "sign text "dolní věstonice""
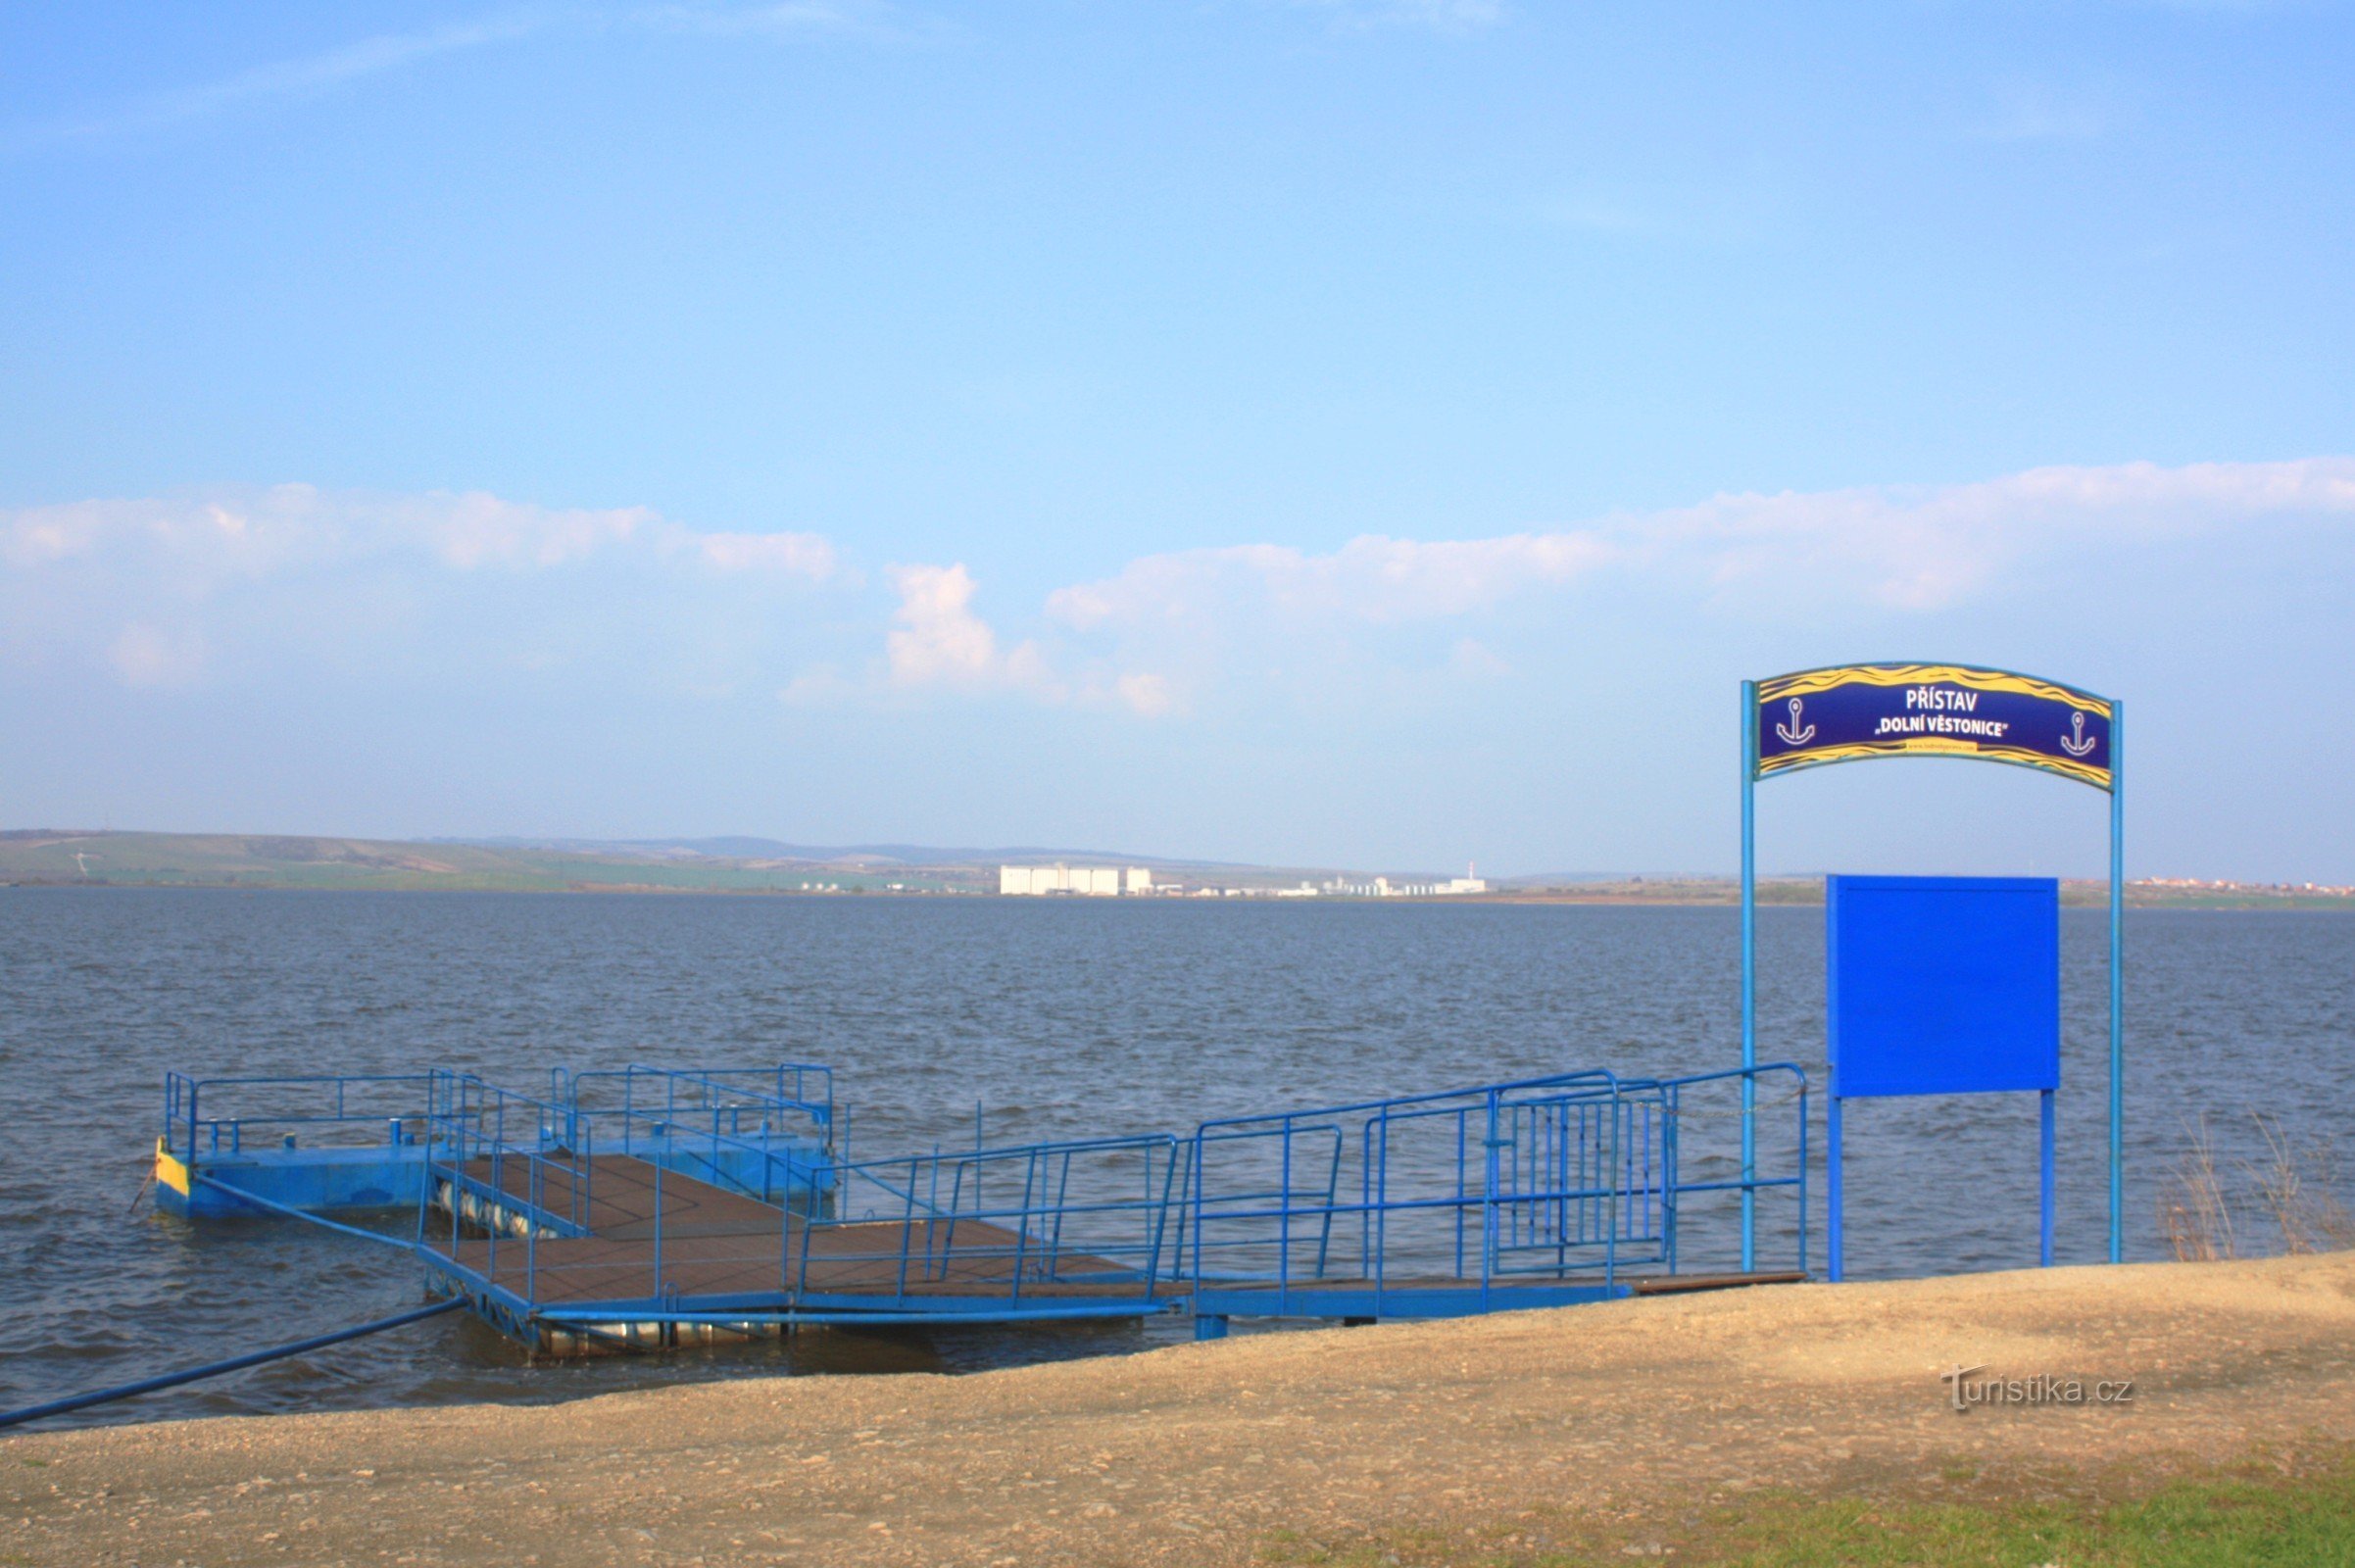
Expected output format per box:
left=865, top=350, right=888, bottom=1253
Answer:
left=1871, top=686, right=2010, bottom=740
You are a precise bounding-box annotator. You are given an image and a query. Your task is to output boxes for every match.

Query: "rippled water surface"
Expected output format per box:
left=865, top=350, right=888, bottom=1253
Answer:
left=2, top=889, right=2347, bottom=1429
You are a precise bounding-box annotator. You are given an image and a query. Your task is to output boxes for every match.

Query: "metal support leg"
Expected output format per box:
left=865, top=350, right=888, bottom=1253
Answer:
left=2039, top=1088, right=2056, bottom=1268
left=1826, top=1093, right=1844, bottom=1284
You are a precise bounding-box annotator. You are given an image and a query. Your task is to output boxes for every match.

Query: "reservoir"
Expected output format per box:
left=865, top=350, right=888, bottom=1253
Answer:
left=1, top=888, right=2345, bottom=1427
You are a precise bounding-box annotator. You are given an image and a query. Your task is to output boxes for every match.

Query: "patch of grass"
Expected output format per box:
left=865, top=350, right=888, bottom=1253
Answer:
left=1259, top=1446, right=2355, bottom=1568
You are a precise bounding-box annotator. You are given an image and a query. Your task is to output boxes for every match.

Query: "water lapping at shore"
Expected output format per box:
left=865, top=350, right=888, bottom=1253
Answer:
left=1, top=889, right=2345, bottom=1428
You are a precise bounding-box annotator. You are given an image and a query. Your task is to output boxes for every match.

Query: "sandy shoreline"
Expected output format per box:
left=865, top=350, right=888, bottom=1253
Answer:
left=7, top=1252, right=2352, bottom=1566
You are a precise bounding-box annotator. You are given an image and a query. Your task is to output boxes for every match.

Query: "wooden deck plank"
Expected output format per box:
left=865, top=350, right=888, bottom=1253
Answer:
left=427, top=1154, right=1148, bottom=1307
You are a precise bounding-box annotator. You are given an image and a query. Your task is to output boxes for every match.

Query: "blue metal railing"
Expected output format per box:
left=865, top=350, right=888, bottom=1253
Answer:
left=1191, top=1070, right=1625, bottom=1292
left=565, top=1063, right=833, bottom=1147
left=163, top=1071, right=435, bottom=1159
left=1188, top=1064, right=1809, bottom=1315
left=796, top=1134, right=1186, bottom=1312
left=161, top=1056, right=1806, bottom=1337
left=418, top=1067, right=836, bottom=1310
left=418, top=1072, right=582, bottom=1311
left=1654, top=1062, right=1810, bottom=1276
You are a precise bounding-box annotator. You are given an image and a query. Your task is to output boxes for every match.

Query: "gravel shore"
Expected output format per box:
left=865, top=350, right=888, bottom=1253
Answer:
left=7, top=1251, right=2351, bottom=1566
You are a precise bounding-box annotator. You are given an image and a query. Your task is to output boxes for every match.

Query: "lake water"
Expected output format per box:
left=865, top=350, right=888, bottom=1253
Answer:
left=2, top=888, right=2347, bottom=1430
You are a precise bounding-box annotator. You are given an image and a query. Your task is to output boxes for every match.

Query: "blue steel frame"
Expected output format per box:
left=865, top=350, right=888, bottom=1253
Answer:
left=163, top=1071, right=437, bottom=1160
left=157, top=1056, right=1815, bottom=1350
left=562, top=1062, right=834, bottom=1145
left=789, top=1134, right=1186, bottom=1316
left=1740, top=669, right=2126, bottom=1269
left=1188, top=1063, right=1808, bottom=1331
left=418, top=1067, right=838, bottom=1318
left=417, top=1068, right=1182, bottom=1333
left=1823, top=876, right=2060, bottom=1281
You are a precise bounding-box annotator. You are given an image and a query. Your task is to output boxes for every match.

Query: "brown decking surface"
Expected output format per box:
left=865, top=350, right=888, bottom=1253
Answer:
left=424, top=1153, right=1146, bottom=1307
left=1630, top=1269, right=1807, bottom=1295
left=424, top=1153, right=1799, bottom=1312
left=1201, top=1270, right=1807, bottom=1299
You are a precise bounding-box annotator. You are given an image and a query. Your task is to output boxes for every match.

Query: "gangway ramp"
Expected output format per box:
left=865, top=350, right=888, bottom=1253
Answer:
left=152, top=1056, right=1809, bottom=1355
left=1185, top=1064, right=1809, bottom=1336
left=418, top=1076, right=1188, bottom=1347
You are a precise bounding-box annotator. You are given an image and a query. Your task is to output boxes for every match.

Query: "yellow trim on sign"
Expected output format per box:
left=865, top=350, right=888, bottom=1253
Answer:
left=1758, top=663, right=2109, bottom=715
left=155, top=1138, right=191, bottom=1198
left=1756, top=738, right=2112, bottom=790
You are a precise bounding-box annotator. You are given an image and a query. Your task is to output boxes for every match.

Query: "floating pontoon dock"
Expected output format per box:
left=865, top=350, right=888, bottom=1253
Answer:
left=153, top=1058, right=1807, bottom=1351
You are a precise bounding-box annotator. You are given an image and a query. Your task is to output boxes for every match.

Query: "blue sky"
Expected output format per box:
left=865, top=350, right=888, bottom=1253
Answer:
left=3, top=1, right=2351, bottom=878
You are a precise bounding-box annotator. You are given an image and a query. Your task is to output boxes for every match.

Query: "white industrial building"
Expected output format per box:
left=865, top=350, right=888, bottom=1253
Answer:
left=999, top=864, right=1155, bottom=896
left=1321, top=865, right=1489, bottom=898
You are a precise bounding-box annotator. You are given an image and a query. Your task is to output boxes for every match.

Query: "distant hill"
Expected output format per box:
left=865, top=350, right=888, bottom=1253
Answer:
left=0, top=829, right=987, bottom=894
left=0, top=828, right=1283, bottom=895
left=4, top=830, right=2341, bottom=906
left=448, top=835, right=1255, bottom=869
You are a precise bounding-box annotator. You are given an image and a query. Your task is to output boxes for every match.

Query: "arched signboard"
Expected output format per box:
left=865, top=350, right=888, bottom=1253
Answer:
left=1739, top=663, right=2125, bottom=1271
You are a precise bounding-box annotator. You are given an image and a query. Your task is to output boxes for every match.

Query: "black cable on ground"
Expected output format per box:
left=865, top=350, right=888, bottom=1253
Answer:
left=0, top=1298, right=464, bottom=1432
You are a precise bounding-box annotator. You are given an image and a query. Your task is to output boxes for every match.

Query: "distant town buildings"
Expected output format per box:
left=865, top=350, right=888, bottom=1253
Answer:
left=997, top=862, right=1491, bottom=898
left=1322, top=864, right=1489, bottom=898
left=2133, top=876, right=2354, bottom=898
left=998, top=864, right=1154, bottom=896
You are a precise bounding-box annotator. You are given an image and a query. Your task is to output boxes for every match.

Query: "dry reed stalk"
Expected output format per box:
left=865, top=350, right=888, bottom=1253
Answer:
left=2162, top=1113, right=2235, bottom=1262
left=2246, top=1112, right=2355, bottom=1255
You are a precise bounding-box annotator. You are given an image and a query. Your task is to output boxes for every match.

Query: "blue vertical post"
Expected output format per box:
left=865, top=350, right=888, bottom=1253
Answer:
left=1825, top=1092, right=1843, bottom=1283
left=1740, top=679, right=1758, bottom=1273
left=2108, top=700, right=2126, bottom=1264
left=1823, top=871, right=1840, bottom=1282
left=2038, top=1088, right=2055, bottom=1267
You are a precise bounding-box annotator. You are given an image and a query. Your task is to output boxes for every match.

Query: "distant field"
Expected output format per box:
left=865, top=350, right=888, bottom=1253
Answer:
left=1477, top=878, right=2355, bottom=909
left=1, top=830, right=2344, bottom=906
left=0, top=830, right=980, bottom=895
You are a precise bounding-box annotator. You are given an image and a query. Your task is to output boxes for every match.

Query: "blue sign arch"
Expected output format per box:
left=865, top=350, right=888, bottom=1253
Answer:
left=1737, top=663, right=2126, bottom=1272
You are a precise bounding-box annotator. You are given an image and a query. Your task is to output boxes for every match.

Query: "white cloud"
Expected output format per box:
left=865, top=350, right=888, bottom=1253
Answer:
left=1, top=484, right=839, bottom=688
left=407, top=491, right=656, bottom=570
left=785, top=456, right=2355, bottom=722
left=1020, top=457, right=2355, bottom=717
left=1644, top=457, right=2355, bottom=611
left=1049, top=531, right=1616, bottom=631
left=629, top=2, right=887, bottom=37
left=1113, top=671, right=1175, bottom=716
left=883, top=563, right=1052, bottom=692
left=6, top=4, right=870, bottom=152
left=13, top=458, right=2349, bottom=707
left=862, top=562, right=1175, bottom=715
left=7, top=14, right=541, bottom=150
left=1050, top=458, right=2355, bottom=635
left=685, top=529, right=840, bottom=577
left=0, top=484, right=835, bottom=586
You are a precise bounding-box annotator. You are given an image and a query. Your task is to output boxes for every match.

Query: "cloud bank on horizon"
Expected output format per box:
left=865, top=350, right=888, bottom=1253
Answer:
left=9, top=457, right=2347, bottom=708
left=11, top=454, right=2351, bottom=881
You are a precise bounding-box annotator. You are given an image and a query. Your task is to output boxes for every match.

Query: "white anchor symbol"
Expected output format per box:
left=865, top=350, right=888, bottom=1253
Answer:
left=1774, top=697, right=1816, bottom=746
left=2059, top=710, right=2098, bottom=758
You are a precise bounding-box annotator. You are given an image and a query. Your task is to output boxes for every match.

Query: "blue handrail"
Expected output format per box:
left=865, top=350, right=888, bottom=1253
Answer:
left=1187, top=1063, right=1809, bottom=1314
left=164, top=1071, right=436, bottom=1159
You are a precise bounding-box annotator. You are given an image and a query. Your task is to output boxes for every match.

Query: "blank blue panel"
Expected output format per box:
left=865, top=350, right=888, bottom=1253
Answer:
left=1827, top=875, right=2059, bottom=1098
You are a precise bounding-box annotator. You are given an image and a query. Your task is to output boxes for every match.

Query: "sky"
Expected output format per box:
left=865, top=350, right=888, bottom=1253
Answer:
left=2, top=1, right=2351, bottom=880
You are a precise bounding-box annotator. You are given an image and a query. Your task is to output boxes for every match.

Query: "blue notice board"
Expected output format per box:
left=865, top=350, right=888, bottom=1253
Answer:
left=1827, top=875, right=2060, bottom=1099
